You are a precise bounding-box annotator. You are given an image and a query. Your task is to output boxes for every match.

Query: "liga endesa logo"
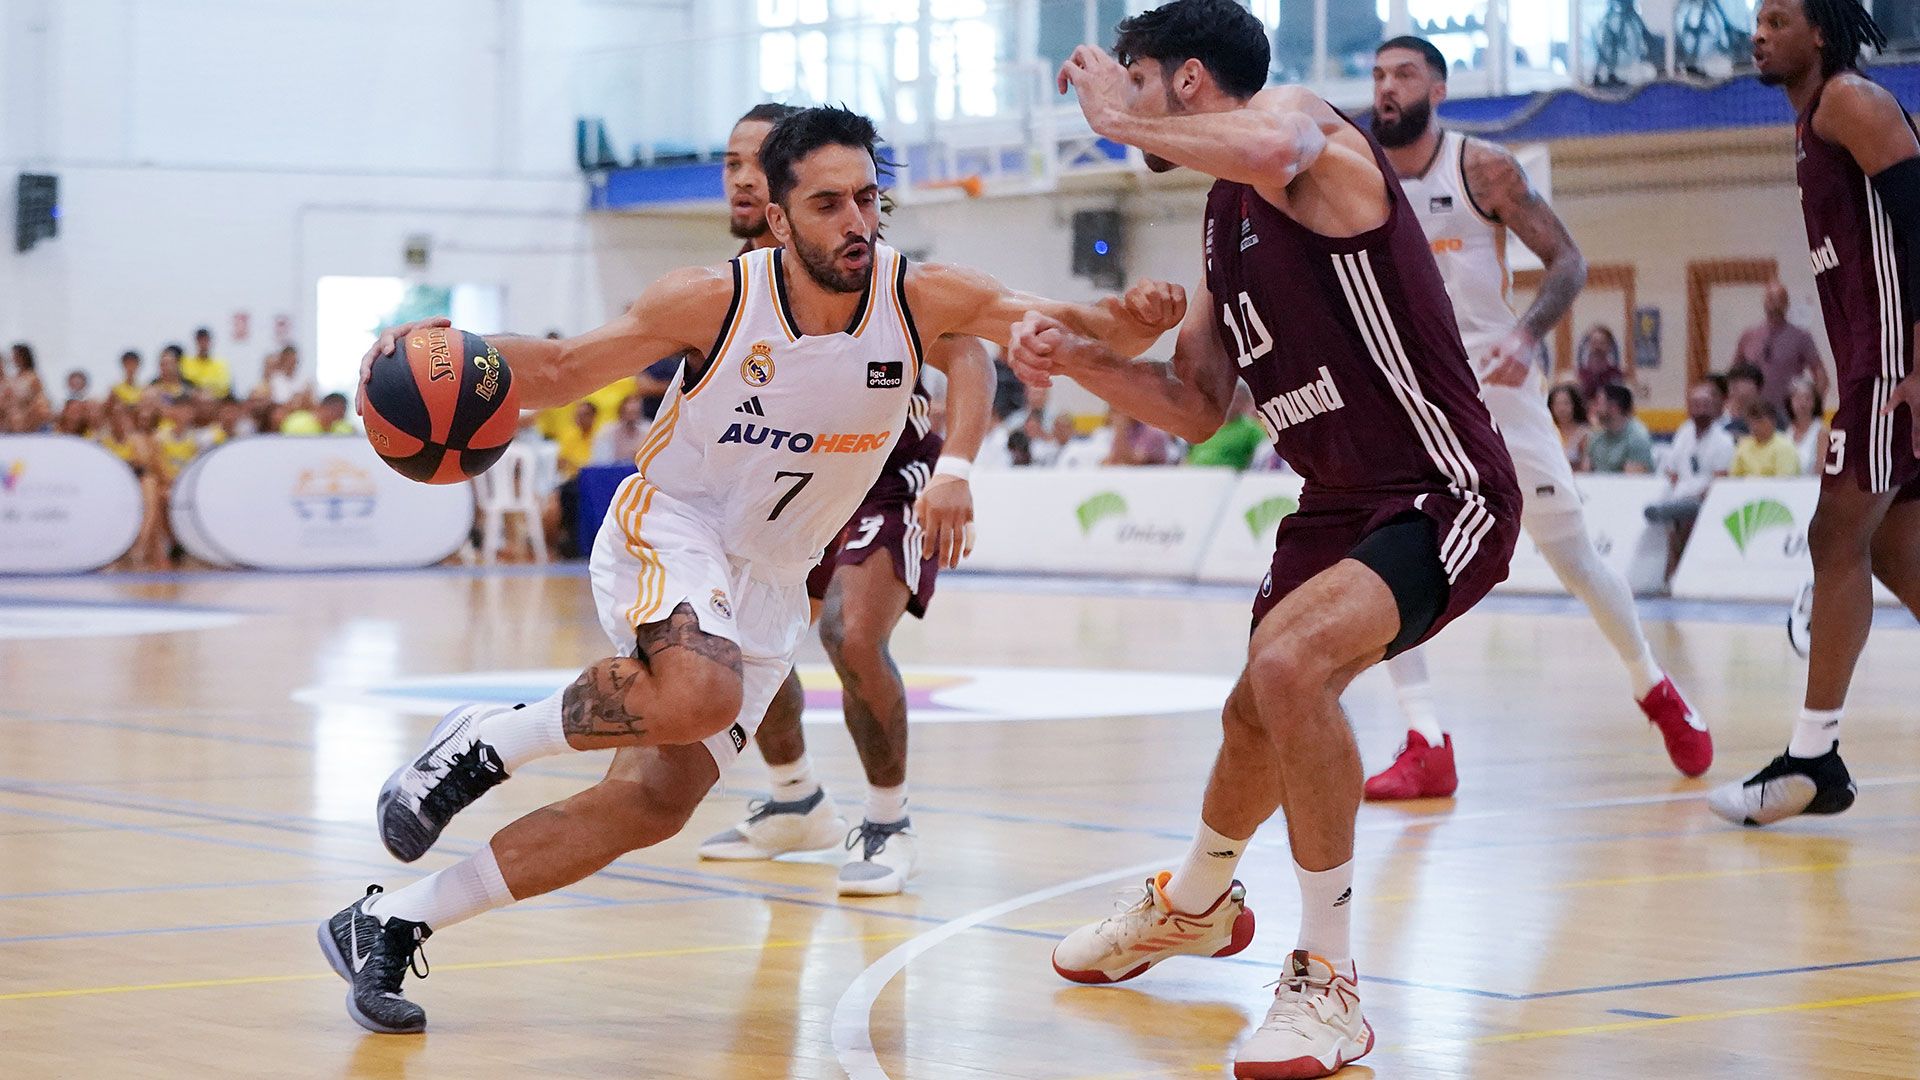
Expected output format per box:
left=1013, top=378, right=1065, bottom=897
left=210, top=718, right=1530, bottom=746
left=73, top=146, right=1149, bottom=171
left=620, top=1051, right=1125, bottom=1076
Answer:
left=290, top=458, right=379, bottom=522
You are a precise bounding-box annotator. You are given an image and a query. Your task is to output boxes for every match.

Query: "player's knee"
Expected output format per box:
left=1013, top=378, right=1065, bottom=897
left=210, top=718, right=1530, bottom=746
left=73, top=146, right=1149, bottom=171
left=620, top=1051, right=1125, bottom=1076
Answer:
left=1808, top=509, right=1872, bottom=568
left=819, top=606, right=888, bottom=668
left=1246, top=641, right=1330, bottom=709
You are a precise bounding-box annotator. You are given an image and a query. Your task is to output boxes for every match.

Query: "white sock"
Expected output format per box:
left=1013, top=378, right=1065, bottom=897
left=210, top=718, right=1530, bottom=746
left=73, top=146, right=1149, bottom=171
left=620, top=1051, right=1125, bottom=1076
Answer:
left=864, top=784, right=909, bottom=825
left=477, top=690, right=573, bottom=772
left=1385, top=650, right=1445, bottom=744
left=767, top=756, right=821, bottom=801
left=1163, top=820, right=1248, bottom=914
left=1537, top=530, right=1663, bottom=697
left=1789, top=708, right=1843, bottom=758
left=1294, top=859, right=1354, bottom=967
left=363, top=844, right=516, bottom=931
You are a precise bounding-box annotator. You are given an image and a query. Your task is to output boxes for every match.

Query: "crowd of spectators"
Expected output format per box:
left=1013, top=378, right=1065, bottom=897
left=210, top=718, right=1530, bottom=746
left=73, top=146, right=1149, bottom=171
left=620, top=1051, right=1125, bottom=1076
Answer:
left=2, top=330, right=346, bottom=567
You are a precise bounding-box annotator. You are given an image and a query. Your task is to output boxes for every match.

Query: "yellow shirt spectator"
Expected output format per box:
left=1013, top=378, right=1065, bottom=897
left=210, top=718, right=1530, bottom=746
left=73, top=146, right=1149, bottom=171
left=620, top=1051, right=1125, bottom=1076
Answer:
left=554, top=400, right=603, bottom=478
left=110, top=380, right=144, bottom=407
left=536, top=376, right=637, bottom=441
left=180, top=353, right=232, bottom=399
left=1732, top=432, right=1802, bottom=477
left=283, top=395, right=355, bottom=435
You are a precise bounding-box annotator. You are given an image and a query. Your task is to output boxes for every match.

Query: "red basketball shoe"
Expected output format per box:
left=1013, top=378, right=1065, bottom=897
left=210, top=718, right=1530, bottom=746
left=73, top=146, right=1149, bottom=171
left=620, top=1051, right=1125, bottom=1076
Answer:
left=1362, top=731, right=1456, bottom=801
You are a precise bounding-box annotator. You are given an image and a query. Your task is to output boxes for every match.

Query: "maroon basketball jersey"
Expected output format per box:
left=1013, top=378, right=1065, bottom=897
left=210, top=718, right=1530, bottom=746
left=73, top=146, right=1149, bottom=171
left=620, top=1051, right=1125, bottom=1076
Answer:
left=1797, top=80, right=1917, bottom=491
left=1204, top=109, right=1517, bottom=516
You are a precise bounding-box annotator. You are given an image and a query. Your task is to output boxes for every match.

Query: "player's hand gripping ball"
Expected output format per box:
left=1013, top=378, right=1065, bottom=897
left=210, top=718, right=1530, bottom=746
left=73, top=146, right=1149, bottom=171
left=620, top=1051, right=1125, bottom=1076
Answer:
left=362, top=326, right=520, bottom=484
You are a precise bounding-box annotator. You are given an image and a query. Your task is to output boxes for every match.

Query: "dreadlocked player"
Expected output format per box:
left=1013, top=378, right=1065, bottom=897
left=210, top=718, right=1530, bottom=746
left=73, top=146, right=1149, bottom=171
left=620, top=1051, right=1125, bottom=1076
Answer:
left=1711, top=0, right=1920, bottom=825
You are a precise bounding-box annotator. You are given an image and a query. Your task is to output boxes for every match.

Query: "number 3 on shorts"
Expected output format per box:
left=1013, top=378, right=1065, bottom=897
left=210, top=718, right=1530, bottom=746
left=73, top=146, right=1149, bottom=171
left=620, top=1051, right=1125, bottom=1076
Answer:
left=1825, top=430, right=1846, bottom=476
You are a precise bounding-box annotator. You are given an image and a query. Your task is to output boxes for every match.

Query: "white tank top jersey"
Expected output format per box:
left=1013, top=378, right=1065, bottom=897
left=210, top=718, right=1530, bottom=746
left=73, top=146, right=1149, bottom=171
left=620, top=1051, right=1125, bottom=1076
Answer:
left=631, top=243, right=923, bottom=581
left=1402, top=129, right=1520, bottom=364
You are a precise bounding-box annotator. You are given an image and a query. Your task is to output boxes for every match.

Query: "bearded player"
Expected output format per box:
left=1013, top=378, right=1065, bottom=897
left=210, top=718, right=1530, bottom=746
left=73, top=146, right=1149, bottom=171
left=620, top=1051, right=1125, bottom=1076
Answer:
left=1711, top=0, right=1920, bottom=826
left=1365, top=36, right=1710, bottom=799
left=317, top=106, right=1179, bottom=1033
left=692, top=103, right=997, bottom=896
left=1010, top=3, right=1520, bottom=1074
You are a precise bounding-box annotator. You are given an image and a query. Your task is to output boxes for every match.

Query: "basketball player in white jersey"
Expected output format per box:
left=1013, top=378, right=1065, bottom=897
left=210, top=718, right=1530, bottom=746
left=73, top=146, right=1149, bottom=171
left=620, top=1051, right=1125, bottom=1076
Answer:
left=316, top=106, right=1180, bottom=1034
left=692, top=104, right=997, bottom=896
left=1366, top=36, right=1711, bottom=798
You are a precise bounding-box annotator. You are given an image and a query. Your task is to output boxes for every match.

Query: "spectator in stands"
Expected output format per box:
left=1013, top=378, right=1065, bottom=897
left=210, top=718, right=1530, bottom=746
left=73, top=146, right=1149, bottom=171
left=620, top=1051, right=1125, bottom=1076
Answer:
left=252, top=345, right=313, bottom=411
left=110, top=351, right=145, bottom=407
left=56, top=371, right=96, bottom=436
left=182, top=327, right=233, bottom=400
left=282, top=392, right=354, bottom=435
left=1645, top=381, right=1738, bottom=579
left=1021, top=410, right=1061, bottom=467
left=1733, top=281, right=1828, bottom=415
left=1006, top=429, right=1035, bottom=467
left=1786, top=376, right=1828, bottom=476
left=1721, top=362, right=1765, bottom=437
left=1187, top=382, right=1266, bottom=469
left=591, top=394, right=650, bottom=465
left=95, top=403, right=171, bottom=569
left=1732, top=401, right=1801, bottom=477
left=152, top=402, right=204, bottom=478
left=1586, top=384, right=1655, bottom=473
left=4, top=343, right=52, bottom=433
left=1548, top=382, right=1592, bottom=470
left=150, top=345, right=192, bottom=404
left=1105, top=412, right=1176, bottom=466
left=1056, top=413, right=1114, bottom=469
left=635, top=358, right=678, bottom=420
left=1575, top=324, right=1625, bottom=400
left=553, top=399, right=602, bottom=478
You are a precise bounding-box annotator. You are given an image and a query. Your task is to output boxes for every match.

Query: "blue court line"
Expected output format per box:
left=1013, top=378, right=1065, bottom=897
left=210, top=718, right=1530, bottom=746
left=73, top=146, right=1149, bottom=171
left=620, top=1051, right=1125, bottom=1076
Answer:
left=0, top=562, right=592, bottom=587
left=0, top=711, right=313, bottom=751
left=0, top=594, right=252, bottom=615
left=0, top=875, right=364, bottom=902
left=1608, top=1009, right=1678, bottom=1020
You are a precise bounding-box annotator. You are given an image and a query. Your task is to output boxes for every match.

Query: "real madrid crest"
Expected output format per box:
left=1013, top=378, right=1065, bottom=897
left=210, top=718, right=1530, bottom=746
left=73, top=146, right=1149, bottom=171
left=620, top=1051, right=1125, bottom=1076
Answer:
left=710, top=588, right=734, bottom=619
left=741, top=342, right=775, bottom=387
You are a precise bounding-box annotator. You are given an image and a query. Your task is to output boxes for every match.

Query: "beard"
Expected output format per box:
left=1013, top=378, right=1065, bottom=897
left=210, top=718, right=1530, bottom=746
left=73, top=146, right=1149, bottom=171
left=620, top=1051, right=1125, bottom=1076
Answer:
left=728, top=212, right=770, bottom=240
left=1756, top=67, right=1786, bottom=86
left=791, top=228, right=874, bottom=294
left=1370, top=97, right=1433, bottom=149
left=1144, top=152, right=1178, bottom=173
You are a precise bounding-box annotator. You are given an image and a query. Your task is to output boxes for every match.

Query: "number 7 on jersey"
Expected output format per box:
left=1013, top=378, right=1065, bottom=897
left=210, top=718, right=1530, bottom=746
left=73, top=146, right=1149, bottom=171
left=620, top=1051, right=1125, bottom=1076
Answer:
left=768, top=471, right=814, bottom=521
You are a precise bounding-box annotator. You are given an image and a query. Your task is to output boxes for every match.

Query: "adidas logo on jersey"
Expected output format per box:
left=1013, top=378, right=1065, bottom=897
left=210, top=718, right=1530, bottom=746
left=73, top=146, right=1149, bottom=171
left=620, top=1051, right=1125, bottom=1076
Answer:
left=1253, top=365, right=1346, bottom=437
left=1240, top=218, right=1259, bottom=252
left=1810, top=235, right=1839, bottom=275
left=717, top=423, right=893, bottom=455
left=734, top=397, right=766, bottom=416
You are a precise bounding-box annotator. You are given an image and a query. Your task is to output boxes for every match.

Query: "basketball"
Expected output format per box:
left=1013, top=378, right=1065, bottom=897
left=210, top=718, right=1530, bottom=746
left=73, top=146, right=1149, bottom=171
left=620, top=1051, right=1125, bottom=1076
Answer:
left=362, top=326, right=519, bottom=484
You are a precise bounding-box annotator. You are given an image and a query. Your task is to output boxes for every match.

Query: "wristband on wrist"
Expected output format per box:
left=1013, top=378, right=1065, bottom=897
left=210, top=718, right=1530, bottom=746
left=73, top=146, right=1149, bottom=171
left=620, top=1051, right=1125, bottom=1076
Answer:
left=934, top=455, right=973, bottom=482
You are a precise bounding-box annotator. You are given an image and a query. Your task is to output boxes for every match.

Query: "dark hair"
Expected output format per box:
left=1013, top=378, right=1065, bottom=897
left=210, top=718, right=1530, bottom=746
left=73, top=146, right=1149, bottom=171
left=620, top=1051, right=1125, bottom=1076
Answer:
left=1746, top=399, right=1783, bottom=425
left=1726, top=361, right=1765, bottom=390
left=194, top=327, right=211, bottom=338
left=67, top=367, right=88, bottom=384
left=1377, top=35, right=1448, bottom=81
left=739, top=102, right=802, bottom=126
left=1114, top=0, right=1270, bottom=101
left=120, top=350, right=140, bottom=364
left=10, top=343, right=34, bottom=371
left=1707, top=373, right=1730, bottom=398
left=1548, top=382, right=1589, bottom=425
left=161, top=343, right=184, bottom=360
left=760, top=105, right=886, bottom=205
left=1806, top=0, right=1887, bottom=77
left=320, top=392, right=349, bottom=409
left=1601, top=383, right=1635, bottom=414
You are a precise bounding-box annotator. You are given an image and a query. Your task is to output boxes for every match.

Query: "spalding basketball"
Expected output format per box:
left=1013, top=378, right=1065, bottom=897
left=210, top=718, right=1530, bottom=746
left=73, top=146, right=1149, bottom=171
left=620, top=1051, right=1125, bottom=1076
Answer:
left=363, top=327, right=519, bottom=484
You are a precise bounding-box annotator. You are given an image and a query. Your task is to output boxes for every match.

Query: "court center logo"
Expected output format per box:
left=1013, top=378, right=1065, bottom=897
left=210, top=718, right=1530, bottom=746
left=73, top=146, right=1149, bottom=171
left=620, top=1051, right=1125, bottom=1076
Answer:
left=741, top=342, right=776, bottom=387
left=1724, top=498, right=1796, bottom=556
left=1243, top=495, right=1299, bottom=538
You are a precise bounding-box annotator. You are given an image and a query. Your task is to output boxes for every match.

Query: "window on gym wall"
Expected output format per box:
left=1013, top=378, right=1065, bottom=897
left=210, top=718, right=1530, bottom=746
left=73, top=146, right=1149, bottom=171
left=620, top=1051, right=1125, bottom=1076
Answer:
left=314, top=278, right=504, bottom=397
left=755, top=0, right=1006, bottom=125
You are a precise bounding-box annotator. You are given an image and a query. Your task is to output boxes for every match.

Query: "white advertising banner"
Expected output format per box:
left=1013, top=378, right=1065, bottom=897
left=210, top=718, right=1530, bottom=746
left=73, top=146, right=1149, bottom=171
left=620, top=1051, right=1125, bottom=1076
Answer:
left=968, top=466, right=1239, bottom=578
left=1495, top=475, right=1670, bottom=596
left=1671, top=478, right=1896, bottom=604
left=173, top=436, right=473, bottom=570
left=0, top=435, right=143, bottom=573
left=1196, top=472, right=1306, bottom=585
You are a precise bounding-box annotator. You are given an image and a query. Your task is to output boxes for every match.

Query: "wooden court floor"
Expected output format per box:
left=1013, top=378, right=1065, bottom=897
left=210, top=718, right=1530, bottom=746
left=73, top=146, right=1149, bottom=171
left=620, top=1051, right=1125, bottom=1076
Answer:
left=2, top=567, right=1918, bottom=1079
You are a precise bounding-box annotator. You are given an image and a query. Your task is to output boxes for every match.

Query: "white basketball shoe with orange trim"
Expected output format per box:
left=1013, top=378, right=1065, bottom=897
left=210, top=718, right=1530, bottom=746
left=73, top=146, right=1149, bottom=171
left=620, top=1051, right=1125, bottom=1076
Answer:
left=1233, top=951, right=1374, bottom=1079
left=1051, top=871, right=1256, bottom=985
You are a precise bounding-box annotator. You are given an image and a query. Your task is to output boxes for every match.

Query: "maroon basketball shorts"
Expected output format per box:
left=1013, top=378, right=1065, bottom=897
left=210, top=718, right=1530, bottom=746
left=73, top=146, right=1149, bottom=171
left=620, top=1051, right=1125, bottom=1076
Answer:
left=806, top=496, right=938, bottom=618
left=1251, top=492, right=1519, bottom=658
left=1822, top=378, right=1920, bottom=500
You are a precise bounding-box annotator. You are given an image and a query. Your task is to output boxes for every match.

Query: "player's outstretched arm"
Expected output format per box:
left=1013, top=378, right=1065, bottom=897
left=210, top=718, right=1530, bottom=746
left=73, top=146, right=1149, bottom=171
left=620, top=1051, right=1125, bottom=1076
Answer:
left=1059, top=50, right=1326, bottom=200
left=915, top=335, right=995, bottom=568
left=1009, top=276, right=1236, bottom=446
left=355, top=266, right=734, bottom=413
left=1820, top=74, right=1920, bottom=453
left=1462, top=139, right=1588, bottom=387
left=904, top=262, right=1183, bottom=359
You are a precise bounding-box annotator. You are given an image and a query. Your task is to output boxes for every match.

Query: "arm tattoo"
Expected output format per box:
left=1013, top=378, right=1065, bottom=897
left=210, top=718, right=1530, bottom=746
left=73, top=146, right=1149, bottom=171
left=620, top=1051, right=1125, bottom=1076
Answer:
left=1463, top=140, right=1587, bottom=342
left=561, top=603, right=744, bottom=741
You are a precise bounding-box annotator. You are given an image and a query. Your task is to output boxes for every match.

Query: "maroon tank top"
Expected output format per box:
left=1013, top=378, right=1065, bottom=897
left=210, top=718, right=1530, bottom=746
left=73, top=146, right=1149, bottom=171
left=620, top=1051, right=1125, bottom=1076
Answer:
left=1204, top=107, right=1517, bottom=514
left=1797, top=78, right=1916, bottom=391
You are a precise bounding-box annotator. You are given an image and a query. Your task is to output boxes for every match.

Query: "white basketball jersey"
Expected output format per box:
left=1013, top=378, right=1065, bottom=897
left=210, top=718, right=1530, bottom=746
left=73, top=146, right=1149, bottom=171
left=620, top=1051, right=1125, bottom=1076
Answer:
left=634, top=244, right=922, bottom=580
left=1403, top=130, right=1519, bottom=364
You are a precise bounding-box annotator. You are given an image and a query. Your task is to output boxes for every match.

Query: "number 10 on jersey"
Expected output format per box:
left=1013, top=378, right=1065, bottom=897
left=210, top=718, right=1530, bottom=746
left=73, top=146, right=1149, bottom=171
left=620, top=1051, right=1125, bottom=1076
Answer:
left=1222, top=291, right=1274, bottom=368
